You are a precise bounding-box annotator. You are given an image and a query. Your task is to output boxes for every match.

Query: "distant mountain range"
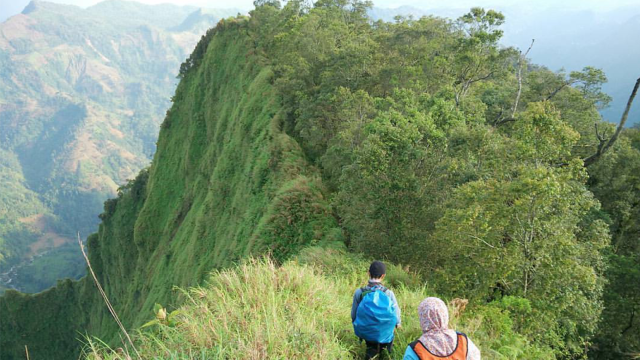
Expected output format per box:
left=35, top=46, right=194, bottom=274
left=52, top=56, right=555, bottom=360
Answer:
left=0, top=0, right=238, bottom=293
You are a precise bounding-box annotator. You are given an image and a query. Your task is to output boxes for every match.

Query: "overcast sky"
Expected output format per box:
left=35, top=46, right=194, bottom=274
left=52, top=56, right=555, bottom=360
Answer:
left=3, top=0, right=640, bottom=22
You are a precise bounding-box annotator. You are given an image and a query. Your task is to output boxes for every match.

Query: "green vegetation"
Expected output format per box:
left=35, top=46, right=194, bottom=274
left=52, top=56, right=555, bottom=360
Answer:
left=84, top=252, right=553, bottom=359
left=0, top=148, right=47, bottom=266
left=6, top=244, right=85, bottom=293
left=1, top=1, right=639, bottom=359
left=250, top=2, right=614, bottom=357
left=587, top=127, right=640, bottom=357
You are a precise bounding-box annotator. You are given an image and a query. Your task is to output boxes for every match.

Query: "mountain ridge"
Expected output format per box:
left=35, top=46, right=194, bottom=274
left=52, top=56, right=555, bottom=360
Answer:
left=0, top=17, right=341, bottom=359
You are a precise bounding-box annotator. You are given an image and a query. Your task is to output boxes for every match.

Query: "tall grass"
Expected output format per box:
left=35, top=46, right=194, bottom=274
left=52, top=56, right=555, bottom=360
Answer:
left=83, top=248, right=555, bottom=359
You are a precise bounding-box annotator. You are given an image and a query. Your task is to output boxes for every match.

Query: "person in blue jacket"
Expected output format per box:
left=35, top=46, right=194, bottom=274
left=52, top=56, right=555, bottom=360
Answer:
left=351, top=261, right=402, bottom=359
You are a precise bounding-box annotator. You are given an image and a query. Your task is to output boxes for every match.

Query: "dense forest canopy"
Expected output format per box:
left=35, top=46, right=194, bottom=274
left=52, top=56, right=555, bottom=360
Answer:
left=238, top=0, right=638, bottom=357
left=370, top=2, right=640, bottom=127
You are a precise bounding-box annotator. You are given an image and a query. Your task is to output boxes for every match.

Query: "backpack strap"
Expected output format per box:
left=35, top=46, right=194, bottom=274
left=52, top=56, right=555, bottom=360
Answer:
left=409, top=340, right=421, bottom=350
left=359, top=284, right=389, bottom=302
left=359, top=286, right=371, bottom=301
left=376, top=285, right=388, bottom=292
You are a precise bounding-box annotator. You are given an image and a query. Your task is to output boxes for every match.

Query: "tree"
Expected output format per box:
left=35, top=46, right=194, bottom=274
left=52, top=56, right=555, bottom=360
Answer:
left=587, top=129, right=640, bottom=357
left=335, top=89, right=448, bottom=263
left=431, top=103, right=608, bottom=355
left=452, top=8, right=513, bottom=105
left=583, top=78, right=640, bottom=167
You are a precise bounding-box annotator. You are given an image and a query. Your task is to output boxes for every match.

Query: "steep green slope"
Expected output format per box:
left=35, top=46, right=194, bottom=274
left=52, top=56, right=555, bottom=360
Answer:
left=0, top=17, right=340, bottom=360
left=0, top=0, right=237, bottom=293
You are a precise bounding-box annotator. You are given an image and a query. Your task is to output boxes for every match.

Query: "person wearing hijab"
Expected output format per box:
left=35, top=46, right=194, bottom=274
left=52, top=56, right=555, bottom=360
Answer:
left=403, top=297, right=481, bottom=360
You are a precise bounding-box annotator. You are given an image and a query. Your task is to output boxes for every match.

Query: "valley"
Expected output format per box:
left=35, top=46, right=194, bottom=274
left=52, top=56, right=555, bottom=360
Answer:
left=0, top=0, right=238, bottom=293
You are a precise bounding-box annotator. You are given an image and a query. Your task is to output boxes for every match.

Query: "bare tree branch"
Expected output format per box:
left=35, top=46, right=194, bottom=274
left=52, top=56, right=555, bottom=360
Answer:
left=494, top=117, right=516, bottom=126
left=467, top=233, right=497, bottom=249
left=512, top=39, right=535, bottom=118
left=583, top=77, right=640, bottom=167
left=493, top=40, right=534, bottom=126
left=545, top=80, right=576, bottom=101
left=469, top=71, right=496, bottom=85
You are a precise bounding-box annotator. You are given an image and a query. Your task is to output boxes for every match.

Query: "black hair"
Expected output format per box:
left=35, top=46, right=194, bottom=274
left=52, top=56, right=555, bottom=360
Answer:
left=369, top=260, right=386, bottom=279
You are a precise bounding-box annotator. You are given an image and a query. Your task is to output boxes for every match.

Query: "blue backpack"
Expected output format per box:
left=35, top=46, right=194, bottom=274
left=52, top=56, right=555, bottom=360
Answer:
left=353, top=286, right=397, bottom=343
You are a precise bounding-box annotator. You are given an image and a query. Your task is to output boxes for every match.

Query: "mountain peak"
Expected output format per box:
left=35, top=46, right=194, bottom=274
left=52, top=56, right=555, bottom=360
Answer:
left=21, top=1, right=40, bottom=15
left=20, top=1, right=83, bottom=17
left=170, top=8, right=218, bottom=32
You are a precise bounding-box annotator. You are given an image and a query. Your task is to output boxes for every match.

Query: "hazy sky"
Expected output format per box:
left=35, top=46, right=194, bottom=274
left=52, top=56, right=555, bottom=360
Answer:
left=3, top=0, right=640, bottom=22
left=2, top=0, right=639, bottom=123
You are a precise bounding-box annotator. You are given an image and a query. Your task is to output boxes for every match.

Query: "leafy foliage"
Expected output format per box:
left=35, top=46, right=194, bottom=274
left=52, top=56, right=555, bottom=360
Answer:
left=248, top=1, right=618, bottom=357
left=587, top=129, right=640, bottom=358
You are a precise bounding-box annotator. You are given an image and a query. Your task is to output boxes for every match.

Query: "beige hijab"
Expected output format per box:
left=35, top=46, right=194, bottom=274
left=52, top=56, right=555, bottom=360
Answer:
left=417, top=297, right=481, bottom=359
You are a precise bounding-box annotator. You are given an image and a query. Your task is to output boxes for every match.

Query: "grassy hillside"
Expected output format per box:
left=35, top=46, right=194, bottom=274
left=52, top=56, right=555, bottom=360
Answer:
left=84, top=250, right=553, bottom=359
left=0, top=17, right=340, bottom=360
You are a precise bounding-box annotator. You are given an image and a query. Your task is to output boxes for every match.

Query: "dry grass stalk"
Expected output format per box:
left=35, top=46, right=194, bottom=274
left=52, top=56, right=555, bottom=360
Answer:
left=77, top=233, right=141, bottom=359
